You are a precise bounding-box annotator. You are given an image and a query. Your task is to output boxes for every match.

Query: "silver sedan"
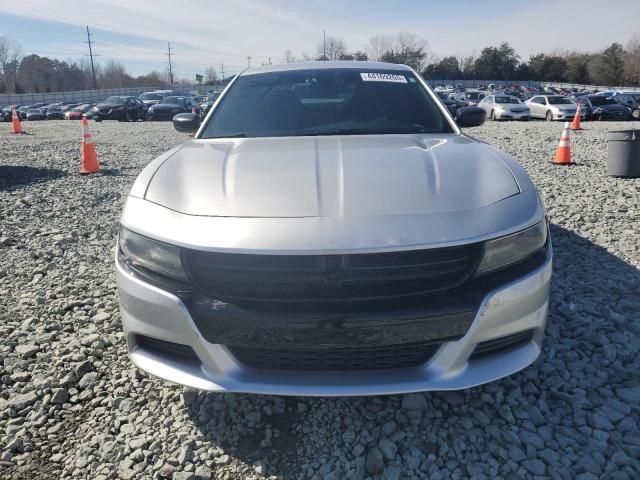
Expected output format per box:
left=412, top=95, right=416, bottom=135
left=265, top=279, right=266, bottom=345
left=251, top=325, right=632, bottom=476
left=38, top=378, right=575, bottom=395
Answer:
left=116, top=61, right=551, bottom=396
left=478, top=95, right=530, bottom=120
left=525, top=95, right=582, bottom=121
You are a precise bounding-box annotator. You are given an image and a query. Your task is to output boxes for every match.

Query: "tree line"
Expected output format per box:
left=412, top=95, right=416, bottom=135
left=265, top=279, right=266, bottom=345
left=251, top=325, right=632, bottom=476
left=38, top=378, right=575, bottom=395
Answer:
left=1, top=32, right=639, bottom=95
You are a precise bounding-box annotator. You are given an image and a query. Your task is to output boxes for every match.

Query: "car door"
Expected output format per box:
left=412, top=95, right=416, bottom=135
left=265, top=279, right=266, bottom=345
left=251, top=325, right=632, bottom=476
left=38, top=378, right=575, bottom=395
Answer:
left=529, top=97, right=544, bottom=117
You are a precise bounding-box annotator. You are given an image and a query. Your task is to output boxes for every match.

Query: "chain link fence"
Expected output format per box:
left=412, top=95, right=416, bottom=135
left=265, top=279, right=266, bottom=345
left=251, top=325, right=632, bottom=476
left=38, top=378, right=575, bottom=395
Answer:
left=0, top=84, right=211, bottom=106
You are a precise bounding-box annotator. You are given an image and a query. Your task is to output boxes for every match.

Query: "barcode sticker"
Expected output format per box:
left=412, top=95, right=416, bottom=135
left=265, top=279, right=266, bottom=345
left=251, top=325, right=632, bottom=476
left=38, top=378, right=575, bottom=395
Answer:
left=360, top=73, right=408, bottom=83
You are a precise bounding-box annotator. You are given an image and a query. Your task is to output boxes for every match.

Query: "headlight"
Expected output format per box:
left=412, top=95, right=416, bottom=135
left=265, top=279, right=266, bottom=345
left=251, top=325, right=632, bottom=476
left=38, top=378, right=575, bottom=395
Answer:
left=495, top=105, right=506, bottom=111
left=476, top=221, right=547, bottom=275
left=118, top=227, right=188, bottom=281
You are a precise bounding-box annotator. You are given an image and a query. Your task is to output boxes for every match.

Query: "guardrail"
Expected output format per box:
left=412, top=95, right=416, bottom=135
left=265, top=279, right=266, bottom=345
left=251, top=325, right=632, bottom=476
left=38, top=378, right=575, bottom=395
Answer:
left=0, top=84, right=215, bottom=106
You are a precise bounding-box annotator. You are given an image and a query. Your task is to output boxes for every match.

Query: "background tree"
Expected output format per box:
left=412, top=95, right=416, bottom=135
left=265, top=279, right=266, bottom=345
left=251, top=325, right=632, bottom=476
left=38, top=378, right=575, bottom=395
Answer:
left=0, top=36, right=22, bottom=93
left=379, top=32, right=429, bottom=71
left=204, top=66, right=218, bottom=84
left=591, top=43, right=625, bottom=85
left=422, top=56, right=461, bottom=79
left=367, top=35, right=394, bottom=61
left=317, top=37, right=346, bottom=61
left=624, top=34, right=640, bottom=86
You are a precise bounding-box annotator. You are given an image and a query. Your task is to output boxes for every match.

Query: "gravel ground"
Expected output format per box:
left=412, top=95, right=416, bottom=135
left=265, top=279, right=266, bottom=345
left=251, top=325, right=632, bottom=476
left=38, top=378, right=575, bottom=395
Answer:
left=1, top=118, right=639, bottom=480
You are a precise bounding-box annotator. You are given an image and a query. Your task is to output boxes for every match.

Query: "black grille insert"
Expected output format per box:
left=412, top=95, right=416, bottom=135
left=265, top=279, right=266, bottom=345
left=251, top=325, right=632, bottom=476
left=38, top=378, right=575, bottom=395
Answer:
left=470, top=330, right=534, bottom=359
left=183, top=244, right=482, bottom=307
left=229, top=342, right=441, bottom=371
left=135, top=335, right=200, bottom=363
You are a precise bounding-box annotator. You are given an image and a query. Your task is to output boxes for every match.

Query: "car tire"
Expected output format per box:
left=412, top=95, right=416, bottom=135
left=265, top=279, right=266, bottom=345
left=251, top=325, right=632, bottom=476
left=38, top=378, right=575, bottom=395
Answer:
left=598, top=113, right=604, bottom=121
left=632, top=109, right=640, bottom=119
left=124, top=111, right=132, bottom=122
left=545, top=110, right=553, bottom=121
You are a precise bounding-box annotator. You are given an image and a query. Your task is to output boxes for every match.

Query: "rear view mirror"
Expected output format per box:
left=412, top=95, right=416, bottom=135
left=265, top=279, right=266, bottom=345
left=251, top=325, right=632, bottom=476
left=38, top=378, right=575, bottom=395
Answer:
left=456, top=106, right=487, bottom=128
left=173, top=113, right=200, bottom=133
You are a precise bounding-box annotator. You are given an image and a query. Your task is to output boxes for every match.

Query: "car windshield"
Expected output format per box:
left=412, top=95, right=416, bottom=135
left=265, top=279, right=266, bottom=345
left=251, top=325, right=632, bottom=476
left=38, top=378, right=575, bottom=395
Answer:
left=201, top=68, right=453, bottom=138
left=103, top=96, right=127, bottom=105
left=495, top=96, right=521, bottom=104
left=48, top=106, right=61, bottom=111
left=27, top=108, right=40, bottom=113
left=466, top=92, right=482, bottom=100
left=590, top=97, right=617, bottom=106
left=163, top=96, right=186, bottom=105
left=547, top=96, right=573, bottom=105
left=140, top=93, right=163, bottom=101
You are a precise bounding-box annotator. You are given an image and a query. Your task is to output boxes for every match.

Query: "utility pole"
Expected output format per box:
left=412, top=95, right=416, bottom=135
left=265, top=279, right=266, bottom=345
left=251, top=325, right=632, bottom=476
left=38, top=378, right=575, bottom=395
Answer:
left=268, top=57, right=272, bottom=65
left=166, top=43, right=174, bottom=86
left=247, top=56, right=251, bottom=68
left=323, top=29, right=326, bottom=60
left=220, top=63, right=225, bottom=81
left=85, top=26, right=97, bottom=89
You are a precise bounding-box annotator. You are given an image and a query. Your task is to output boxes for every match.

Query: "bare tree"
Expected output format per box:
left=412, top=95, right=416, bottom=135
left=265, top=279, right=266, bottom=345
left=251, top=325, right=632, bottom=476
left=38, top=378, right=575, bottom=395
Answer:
left=99, top=60, right=132, bottom=88
left=317, top=36, right=346, bottom=61
left=625, top=34, right=640, bottom=86
left=283, top=50, right=297, bottom=63
left=367, top=35, right=393, bottom=61
left=205, top=66, right=218, bottom=84
left=0, top=36, right=22, bottom=93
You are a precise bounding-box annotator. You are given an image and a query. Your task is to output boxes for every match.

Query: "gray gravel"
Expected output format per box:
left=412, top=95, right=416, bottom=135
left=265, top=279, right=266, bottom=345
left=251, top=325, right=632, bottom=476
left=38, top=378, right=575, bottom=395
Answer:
left=1, top=119, right=639, bottom=479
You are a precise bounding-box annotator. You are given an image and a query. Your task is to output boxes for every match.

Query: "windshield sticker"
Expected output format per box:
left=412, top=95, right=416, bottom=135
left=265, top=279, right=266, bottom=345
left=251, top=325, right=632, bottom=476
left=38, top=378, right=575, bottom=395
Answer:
left=360, top=73, right=407, bottom=83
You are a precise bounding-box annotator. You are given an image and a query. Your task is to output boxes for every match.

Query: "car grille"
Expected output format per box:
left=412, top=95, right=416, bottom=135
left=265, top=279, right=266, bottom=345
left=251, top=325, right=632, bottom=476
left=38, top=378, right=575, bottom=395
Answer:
left=229, top=342, right=441, bottom=371
left=183, top=244, right=483, bottom=307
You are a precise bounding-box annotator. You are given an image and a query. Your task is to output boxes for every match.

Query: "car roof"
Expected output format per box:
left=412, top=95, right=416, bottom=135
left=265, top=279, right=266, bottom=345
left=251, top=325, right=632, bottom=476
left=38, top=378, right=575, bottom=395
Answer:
left=242, top=61, right=413, bottom=76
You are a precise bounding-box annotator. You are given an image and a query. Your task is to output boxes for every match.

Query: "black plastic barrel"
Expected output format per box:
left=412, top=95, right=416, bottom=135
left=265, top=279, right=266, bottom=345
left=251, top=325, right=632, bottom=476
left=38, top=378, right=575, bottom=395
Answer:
left=607, top=130, right=640, bottom=177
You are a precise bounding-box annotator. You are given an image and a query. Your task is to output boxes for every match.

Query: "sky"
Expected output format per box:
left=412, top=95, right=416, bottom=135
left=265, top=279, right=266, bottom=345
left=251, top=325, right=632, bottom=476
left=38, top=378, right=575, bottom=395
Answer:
left=0, top=0, right=638, bottom=80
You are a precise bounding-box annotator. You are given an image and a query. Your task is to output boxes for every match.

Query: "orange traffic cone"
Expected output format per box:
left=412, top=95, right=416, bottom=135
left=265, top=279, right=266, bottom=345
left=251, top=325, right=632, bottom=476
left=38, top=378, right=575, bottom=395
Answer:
left=571, top=103, right=582, bottom=131
left=10, top=105, right=22, bottom=134
left=80, top=114, right=100, bottom=174
left=552, top=122, right=573, bottom=165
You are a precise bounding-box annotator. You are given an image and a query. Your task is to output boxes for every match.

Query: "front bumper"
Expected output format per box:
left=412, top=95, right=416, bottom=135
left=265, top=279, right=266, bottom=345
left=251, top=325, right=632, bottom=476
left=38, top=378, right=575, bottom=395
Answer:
left=494, top=110, right=529, bottom=120
left=115, top=242, right=552, bottom=396
left=147, top=109, right=179, bottom=121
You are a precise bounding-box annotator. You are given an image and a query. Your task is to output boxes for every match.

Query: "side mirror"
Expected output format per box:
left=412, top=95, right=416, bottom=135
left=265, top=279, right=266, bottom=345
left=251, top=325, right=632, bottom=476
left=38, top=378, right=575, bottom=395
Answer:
left=173, top=113, right=200, bottom=133
left=456, top=106, right=487, bottom=128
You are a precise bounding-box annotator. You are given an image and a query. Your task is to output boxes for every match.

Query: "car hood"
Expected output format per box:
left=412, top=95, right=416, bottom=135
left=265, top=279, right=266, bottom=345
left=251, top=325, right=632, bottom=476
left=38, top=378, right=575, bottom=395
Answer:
left=143, top=134, right=520, bottom=218
left=96, top=103, right=124, bottom=108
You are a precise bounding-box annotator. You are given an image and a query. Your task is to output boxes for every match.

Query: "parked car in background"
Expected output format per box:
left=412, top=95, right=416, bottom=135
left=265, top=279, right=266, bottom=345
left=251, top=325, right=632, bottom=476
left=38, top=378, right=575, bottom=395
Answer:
left=610, top=92, right=640, bottom=119
left=525, top=95, right=578, bottom=121
left=66, top=103, right=95, bottom=120
left=435, top=91, right=459, bottom=116
left=46, top=104, right=65, bottom=120
left=93, top=96, right=147, bottom=122
left=595, top=90, right=617, bottom=98
left=574, top=95, right=631, bottom=121
left=139, top=92, right=165, bottom=106
left=61, top=103, right=80, bottom=112
left=26, top=107, right=46, bottom=121
left=16, top=105, right=31, bottom=118
left=453, top=91, right=486, bottom=107
left=117, top=61, right=549, bottom=395
left=147, top=96, right=200, bottom=121
left=478, top=95, right=530, bottom=120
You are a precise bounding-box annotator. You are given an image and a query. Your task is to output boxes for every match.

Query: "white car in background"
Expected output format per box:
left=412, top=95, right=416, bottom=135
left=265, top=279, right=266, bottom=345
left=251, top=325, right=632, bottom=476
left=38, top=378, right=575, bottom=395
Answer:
left=478, top=95, right=530, bottom=120
left=525, top=95, right=580, bottom=121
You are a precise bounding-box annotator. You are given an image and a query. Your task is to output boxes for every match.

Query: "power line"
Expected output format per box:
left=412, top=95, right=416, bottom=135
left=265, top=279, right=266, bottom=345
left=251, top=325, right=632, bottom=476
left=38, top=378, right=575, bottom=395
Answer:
left=166, top=42, right=174, bottom=86
left=85, top=26, right=98, bottom=89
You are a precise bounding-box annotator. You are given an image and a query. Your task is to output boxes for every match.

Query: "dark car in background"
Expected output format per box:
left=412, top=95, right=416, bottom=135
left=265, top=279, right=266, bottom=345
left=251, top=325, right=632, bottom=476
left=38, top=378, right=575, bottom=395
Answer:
left=611, top=92, right=640, bottom=119
left=574, top=95, right=631, bottom=121
left=46, top=104, right=65, bottom=120
left=199, top=92, right=222, bottom=119
left=435, top=91, right=458, bottom=116
left=93, top=96, right=147, bottom=122
left=147, top=96, right=199, bottom=121
left=453, top=91, right=486, bottom=107
left=26, top=107, right=46, bottom=121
